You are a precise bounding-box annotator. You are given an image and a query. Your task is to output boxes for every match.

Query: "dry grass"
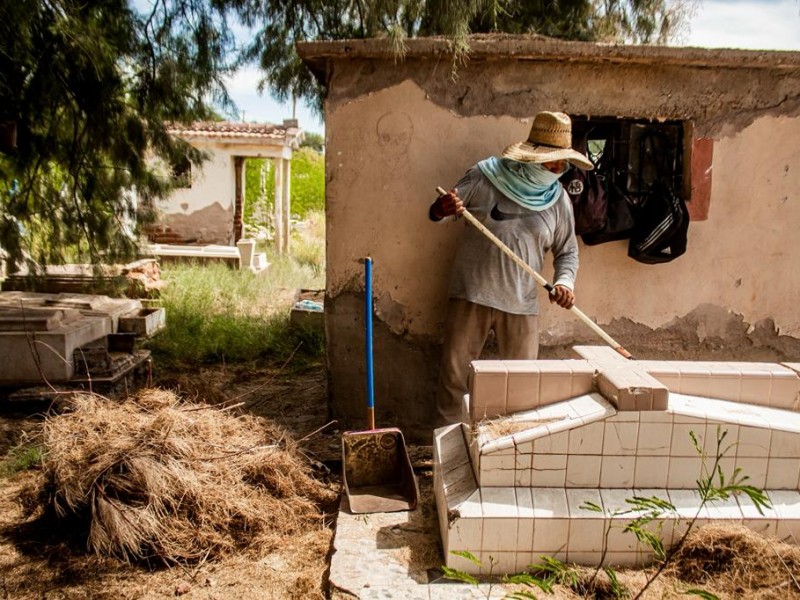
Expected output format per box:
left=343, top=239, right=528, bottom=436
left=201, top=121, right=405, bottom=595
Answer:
left=667, top=523, right=800, bottom=599
left=477, top=416, right=562, bottom=441
left=508, top=524, right=800, bottom=599
left=21, top=389, right=336, bottom=566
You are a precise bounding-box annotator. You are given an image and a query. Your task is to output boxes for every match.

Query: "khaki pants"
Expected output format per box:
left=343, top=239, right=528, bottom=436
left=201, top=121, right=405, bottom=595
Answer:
left=435, top=299, right=539, bottom=427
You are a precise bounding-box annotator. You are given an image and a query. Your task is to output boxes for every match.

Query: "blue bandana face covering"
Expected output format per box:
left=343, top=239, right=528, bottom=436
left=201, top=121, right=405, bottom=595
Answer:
left=477, top=157, right=564, bottom=211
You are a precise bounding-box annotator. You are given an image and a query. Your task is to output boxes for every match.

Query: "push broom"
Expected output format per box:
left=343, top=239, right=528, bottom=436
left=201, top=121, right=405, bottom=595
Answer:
left=436, top=186, right=634, bottom=360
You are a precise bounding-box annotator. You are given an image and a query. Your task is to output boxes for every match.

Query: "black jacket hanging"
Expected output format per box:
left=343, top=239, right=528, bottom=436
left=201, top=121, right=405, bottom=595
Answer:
left=627, top=130, right=690, bottom=264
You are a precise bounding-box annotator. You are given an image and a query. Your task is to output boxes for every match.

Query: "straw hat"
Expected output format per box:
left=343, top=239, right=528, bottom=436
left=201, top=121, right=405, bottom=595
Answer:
left=502, top=111, right=593, bottom=170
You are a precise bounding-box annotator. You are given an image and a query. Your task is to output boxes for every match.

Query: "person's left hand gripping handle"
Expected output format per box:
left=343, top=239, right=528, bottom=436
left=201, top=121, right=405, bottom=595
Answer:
left=548, top=285, right=575, bottom=309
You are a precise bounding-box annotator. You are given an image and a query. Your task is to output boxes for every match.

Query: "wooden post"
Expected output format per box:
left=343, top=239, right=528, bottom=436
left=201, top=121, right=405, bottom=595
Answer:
left=233, top=157, right=244, bottom=243
left=273, top=158, right=284, bottom=253
left=282, top=158, right=291, bottom=255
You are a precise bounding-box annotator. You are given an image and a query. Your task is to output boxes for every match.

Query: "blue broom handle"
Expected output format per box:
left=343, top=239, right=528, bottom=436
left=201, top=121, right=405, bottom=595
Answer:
left=365, top=257, right=375, bottom=430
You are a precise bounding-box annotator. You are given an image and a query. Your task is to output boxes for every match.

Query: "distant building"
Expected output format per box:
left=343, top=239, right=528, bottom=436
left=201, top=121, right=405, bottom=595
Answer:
left=154, top=119, right=302, bottom=252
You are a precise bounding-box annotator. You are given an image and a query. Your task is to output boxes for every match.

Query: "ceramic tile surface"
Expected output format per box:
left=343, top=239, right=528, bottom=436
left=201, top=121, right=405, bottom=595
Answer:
left=438, top=352, right=800, bottom=575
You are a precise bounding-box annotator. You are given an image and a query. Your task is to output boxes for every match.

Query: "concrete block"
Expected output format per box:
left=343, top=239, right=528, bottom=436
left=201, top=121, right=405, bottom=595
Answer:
left=0, top=314, right=111, bottom=383
left=597, top=365, right=668, bottom=411
left=118, top=307, right=166, bottom=337
left=469, top=361, right=508, bottom=422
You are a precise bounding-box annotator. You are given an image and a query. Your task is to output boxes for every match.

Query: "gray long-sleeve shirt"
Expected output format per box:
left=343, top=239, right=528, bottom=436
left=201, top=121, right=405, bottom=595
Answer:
left=445, top=166, right=579, bottom=316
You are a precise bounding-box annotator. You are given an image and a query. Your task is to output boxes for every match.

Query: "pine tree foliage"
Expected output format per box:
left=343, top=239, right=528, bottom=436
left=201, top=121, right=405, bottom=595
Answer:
left=0, top=0, right=697, bottom=269
left=230, top=0, right=697, bottom=114
left=0, top=0, right=235, bottom=270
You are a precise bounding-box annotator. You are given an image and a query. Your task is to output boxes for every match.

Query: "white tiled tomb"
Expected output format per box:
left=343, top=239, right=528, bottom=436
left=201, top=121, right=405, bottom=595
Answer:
left=434, top=347, right=800, bottom=574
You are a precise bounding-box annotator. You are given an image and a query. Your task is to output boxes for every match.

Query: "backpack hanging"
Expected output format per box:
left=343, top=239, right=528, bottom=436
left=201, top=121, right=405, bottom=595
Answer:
left=579, top=139, right=636, bottom=246
left=627, top=130, right=690, bottom=264
left=560, top=132, right=607, bottom=236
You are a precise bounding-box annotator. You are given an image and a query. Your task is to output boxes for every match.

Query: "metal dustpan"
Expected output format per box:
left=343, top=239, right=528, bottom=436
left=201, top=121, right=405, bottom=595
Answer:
left=342, top=257, right=419, bottom=514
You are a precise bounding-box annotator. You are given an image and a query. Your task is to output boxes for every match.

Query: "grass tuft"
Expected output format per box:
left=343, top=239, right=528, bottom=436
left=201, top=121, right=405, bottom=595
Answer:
left=291, top=211, right=325, bottom=277
left=0, top=443, right=44, bottom=478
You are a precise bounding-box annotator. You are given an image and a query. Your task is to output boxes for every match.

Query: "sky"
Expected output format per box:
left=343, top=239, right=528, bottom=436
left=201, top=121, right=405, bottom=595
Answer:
left=224, top=0, right=800, bottom=134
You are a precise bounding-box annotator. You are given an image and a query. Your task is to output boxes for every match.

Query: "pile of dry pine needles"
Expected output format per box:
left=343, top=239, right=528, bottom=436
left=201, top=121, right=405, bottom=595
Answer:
left=22, top=390, right=336, bottom=565
left=669, top=523, right=800, bottom=597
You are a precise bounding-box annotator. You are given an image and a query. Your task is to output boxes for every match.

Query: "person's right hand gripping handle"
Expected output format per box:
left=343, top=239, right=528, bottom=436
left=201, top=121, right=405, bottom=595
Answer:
left=429, top=188, right=465, bottom=221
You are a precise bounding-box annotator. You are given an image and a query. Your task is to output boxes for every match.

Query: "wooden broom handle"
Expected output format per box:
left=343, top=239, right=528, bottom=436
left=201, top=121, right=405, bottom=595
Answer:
left=435, top=186, right=633, bottom=360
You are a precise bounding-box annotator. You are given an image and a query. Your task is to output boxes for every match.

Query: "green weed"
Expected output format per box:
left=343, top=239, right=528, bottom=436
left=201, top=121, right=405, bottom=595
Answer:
left=0, top=443, right=44, bottom=478
left=291, top=211, right=325, bottom=277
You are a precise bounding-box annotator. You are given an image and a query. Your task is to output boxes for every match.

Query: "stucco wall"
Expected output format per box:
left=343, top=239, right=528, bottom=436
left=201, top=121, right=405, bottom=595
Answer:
left=312, top=40, right=800, bottom=440
left=158, top=140, right=293, bottom=245
left=160, top=145, right=235, bottom=244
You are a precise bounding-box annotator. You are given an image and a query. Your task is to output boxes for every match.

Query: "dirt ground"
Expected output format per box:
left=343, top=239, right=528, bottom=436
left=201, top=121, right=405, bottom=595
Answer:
left=0, top=363, right=345, bottom=599
left=2, top=360, right=800, bottom=599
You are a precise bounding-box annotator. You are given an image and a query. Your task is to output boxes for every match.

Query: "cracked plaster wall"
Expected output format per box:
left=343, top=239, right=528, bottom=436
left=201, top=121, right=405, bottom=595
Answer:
left=162, top=202, right=234, bottom=246
left=324, top=54, right=800, bottom=440
left=159, top=145, right=235, bottom=244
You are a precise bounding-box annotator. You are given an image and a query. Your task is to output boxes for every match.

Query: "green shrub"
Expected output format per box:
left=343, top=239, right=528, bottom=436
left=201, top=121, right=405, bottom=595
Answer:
left=243, top=147, right=325, bottom=233
left=292, top=210, right=325, bottom=277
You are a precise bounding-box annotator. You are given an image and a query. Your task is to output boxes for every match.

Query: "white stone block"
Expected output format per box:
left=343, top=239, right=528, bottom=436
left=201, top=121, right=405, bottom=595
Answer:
left=531, top=454, right=567, bottom=487
left=531, top=488, right=570, bottom=517
left=505, top=360, right=541, bottom=414
left=670, top=422, right=706, bottom=457
left=516, top=488, right=534, bottom=550
left=533, top=430, right=569, bottom=454
left=444, top=463, right=475, bottom=496
left=737, top=425, right=771, bottom=458
left=740, top=372, right=772, bottom=406
left=449, top=516, right=484, bottom=553
left=771, top=430, right=800, bottom=458
left=637, top=422, right=672, bottom=456
left=532, top=519, right=569, bottom=554
left=482, top=518, right=518, bottom=553
left=667, top=457, right=703, bottom=488
left=668, top=489, right=708, bottom=544
left=678, top=371, right=712, bottom=398
left=766, top=458, right=800, bottom=489
left=515, top=552, right=536, bottom=574
left=702, top=496, right=743, bottom=522
left=769, top=490, right=800, bottom=543
left=634, top=456, right=670, bottom=488
left=738, top=494, right=779, bottom=537
left=734, top=457, right=768, bottom=489
left=567, top=551, right=602, bottom=566
left=482, top=487, right=518, bottom=518
left=566, top=489, right=603, bottom=517
left=470, top=360, right=508, bottom=422
left=483, top=551, right=516, bottom=576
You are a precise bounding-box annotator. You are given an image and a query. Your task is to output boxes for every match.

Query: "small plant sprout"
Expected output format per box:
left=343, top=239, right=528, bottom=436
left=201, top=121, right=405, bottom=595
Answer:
left=634, top=426, right=771, bottom=599
left=441, top=550, right=481, bottom=586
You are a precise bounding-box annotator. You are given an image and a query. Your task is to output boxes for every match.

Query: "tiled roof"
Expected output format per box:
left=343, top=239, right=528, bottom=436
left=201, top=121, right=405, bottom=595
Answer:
left=167, top=121, right=298, bottom=141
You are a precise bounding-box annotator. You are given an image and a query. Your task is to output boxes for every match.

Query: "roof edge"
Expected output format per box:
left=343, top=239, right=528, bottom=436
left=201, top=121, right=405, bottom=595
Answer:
left=297, top=34, right=800, bottom=83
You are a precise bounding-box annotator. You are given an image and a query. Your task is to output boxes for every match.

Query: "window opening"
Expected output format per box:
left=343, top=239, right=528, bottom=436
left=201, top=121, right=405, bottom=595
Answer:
left=171, top=156, right=192, bottom=189
left=570, top=116, right=684, bottom=206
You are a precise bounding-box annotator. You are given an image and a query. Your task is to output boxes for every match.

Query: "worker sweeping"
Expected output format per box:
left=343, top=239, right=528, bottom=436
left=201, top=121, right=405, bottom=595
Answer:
left=429, top=111, right=594, bottom=427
